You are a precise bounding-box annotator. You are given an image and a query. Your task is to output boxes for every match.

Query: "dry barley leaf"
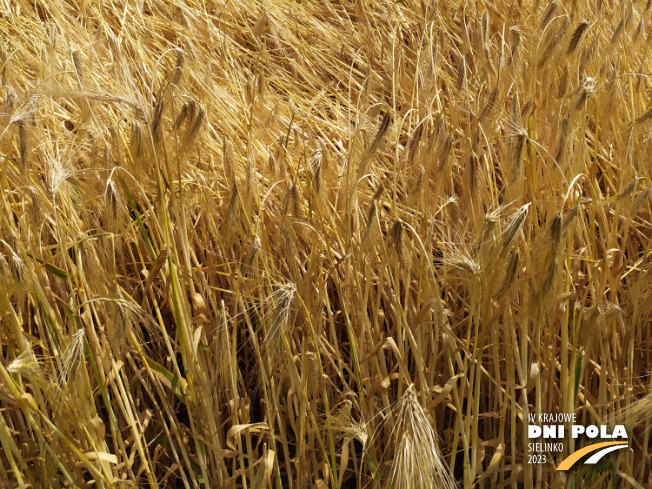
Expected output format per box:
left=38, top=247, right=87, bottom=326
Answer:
left=522, top=362, right=539, bottom=392
left=617, top=471, right=645, bottom=489
left=192, top=433, right=239, bottom=458
left=264, top=450, right=275, bottom=481
left=226, top=422, right=270, bottom=450
left=252, top=449, right=276, bottom=488
left=431, top=373, right=465, bottom=406
left=84, top=452, right=118, bottom=464
left=143, top=249, right=169, bottom=295
left=495, top=464, right=523, bottom=488
left=415, top=297, right=445, bottom=323
left=80, top=309, right=93, bottom=328
left=479, top=442, right=504, bottom=481
left=192, top=326, right=202, bottom=357
left=380, top=372, right=399, bottom=389
left=20, top=393, right=38, bottom=410
left=383, top=337, right=412, bottom=384
left=338, top=441, right=349, bottom=487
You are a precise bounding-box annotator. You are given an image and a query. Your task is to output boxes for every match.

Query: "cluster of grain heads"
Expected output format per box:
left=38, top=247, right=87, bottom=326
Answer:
left=326, top=400, right=368, bottom=447
left=6, top=348, right=47, bottom=390
left=1, top=0, right=652, bottom=487
left=384, top=385, right=456, bottom=489
left=262, top=282, right=295, bottom=350
left=103, top=172, right=127, bottom=233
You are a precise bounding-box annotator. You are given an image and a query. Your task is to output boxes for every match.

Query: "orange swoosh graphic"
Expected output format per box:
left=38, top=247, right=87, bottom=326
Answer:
left=556, top=441, right=628, bottom=470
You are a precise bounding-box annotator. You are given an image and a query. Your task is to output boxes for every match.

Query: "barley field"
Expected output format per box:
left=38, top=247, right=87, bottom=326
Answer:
left=1, top=0, right=652, bottom=488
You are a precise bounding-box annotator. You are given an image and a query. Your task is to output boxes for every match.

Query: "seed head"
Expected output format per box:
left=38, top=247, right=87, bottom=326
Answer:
left=385, top=385, right=456, bottom=489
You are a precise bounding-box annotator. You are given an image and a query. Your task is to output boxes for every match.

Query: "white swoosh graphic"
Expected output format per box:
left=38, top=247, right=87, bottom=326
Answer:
left=584, top=444, right=628, bottom=464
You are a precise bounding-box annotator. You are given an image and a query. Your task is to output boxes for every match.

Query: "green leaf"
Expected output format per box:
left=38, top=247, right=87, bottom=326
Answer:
left=26, top=253, right=69, bottom=279
left=145, top=356, right=187, bottom=404
left=574, top=350, right=583, bottom=403
left=44, top=263, right=68, bottom=279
